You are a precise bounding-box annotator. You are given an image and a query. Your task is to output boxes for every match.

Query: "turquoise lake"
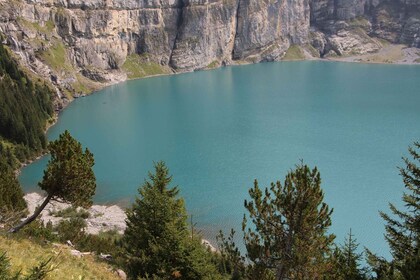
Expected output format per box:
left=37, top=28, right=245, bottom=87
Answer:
left=19, top=61, right=420, bottom=257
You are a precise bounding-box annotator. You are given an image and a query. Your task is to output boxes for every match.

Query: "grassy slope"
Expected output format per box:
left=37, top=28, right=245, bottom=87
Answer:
left=282, top=45, right=306, bottom=60
left=0, top=236, right=119, bottom=279
left=122, top=54, right=172, bottom=79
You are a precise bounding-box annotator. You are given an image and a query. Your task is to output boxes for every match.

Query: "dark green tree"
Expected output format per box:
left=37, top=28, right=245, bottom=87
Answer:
left=332, top=229, right=367, bottom=280
left=242, top=163, right=335, bottom=280
left=0, top=40, right=54, bottom=169
left=0, top=159, right=26, bottom=213
left=216, top=229, right=246, bottom=280
left=123, top=161, right=222, bottom=279
left=368, top=142, right=420, bottom=279
left=10, top=130, right=96, bottom=232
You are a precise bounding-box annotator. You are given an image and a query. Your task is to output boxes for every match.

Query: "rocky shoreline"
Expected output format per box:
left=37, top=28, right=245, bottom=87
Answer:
left=24, top=193, right=217, bottom=251
left=24, top=192, right=127, bottom=234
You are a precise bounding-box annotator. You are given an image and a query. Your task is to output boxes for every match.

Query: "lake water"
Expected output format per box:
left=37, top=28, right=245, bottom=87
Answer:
left=19, top=61, right=420, bottom=258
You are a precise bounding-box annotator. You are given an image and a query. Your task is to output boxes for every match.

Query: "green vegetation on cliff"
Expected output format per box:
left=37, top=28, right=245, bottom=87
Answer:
left=122, top=54, right=171, bottom=79
left=0, top=40, right=54, bottom=169
left=282, top=45, right=305, bottom=60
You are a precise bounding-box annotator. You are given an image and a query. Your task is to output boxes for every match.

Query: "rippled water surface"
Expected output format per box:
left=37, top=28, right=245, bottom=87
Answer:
left=20, top=61, right=420, bottom=257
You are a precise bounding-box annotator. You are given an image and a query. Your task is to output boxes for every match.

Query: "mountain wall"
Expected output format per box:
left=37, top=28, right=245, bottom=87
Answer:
left=0, top=0, right=419, bottom=106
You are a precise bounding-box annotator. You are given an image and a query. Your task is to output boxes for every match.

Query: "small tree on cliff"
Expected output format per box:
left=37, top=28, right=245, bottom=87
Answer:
left=242, top=163, right=335, bottom=280
left=10, top=130, right=96, bottom=232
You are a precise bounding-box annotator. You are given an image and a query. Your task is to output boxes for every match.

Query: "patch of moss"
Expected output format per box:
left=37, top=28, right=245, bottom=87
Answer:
left=122, top=54, right=170, bottom=79
left=282, top=45, right=305, bottom=60
left=304, top=44, right=320, bottom=58
left=206, top=60, right=219, bottom=69
left=38, top=41, right=71, bottom=72
left=348, top=17, right=370, bottom=30
left=71, top=73, right=97, bottom=95
left=415, top=58, right=420, bottom=63
left=17, top=18, right=55, bottom=34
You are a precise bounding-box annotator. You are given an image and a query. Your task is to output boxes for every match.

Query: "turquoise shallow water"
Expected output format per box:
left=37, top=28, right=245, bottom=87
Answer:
left=20, top=61, right=420, bottom=257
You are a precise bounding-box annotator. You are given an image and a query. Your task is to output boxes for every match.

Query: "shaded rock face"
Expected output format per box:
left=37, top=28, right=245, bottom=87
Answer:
left=370, top=0, right=420, bottom=47
left=310, top=0, right=372, bottom=24
left=234, top=0, right=310, bottom=62
left=0, top=0, right=419, bottom=103
left=170, top=0, right=238, bottom=70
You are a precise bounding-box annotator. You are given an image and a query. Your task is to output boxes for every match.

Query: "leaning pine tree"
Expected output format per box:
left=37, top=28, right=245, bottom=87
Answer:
left=243, top=163, right=335, bottom=280
left=10, top=130, right=96, bottom=232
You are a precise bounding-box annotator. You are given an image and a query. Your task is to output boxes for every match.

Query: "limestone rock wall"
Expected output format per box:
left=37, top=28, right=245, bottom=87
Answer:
left=0, top=0, right=419, bottom=104
left=233, top=0, right=310, bottom=62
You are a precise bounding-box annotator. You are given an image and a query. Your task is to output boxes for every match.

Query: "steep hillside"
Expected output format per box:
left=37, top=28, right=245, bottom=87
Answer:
left=0, top=236, right=120, bottom=279
left=0, top=38, right=54, bottom=169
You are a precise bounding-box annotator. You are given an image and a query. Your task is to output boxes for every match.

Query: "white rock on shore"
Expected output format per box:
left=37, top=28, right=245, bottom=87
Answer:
left=24, top=193, right=218, bottom=251
left=24, top=193, right=127, bottom=234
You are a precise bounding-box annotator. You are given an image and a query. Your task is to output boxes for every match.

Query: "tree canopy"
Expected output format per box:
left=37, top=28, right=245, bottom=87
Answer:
left=242, top=163, right=335, bottom=280
left=123, top=161, right=222, bottom=279
left=10, top=130, right=96, bottom=232
left=368, top=142, right=420, bottom=280
left=0, top=40, right=54, bottom=169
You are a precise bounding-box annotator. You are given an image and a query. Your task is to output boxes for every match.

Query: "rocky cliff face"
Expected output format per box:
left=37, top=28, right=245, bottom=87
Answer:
left=0, top=0, right=418, bottom=106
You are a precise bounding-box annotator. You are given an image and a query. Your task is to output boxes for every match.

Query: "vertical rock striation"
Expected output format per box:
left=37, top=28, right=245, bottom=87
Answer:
left=0, top=0, right=418, bottom=104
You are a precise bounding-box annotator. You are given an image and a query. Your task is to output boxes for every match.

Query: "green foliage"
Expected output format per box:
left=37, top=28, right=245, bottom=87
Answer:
left=50, top=206, right=90, bottom=219
left=10, top=131, right=96, bottom=233
left=282, top=45, right=305, bottom=60
left=0, top=160, right=26, bottom=213
left=39, top=130, right=96, bottom=208
left=0, top=251, right=54, bottom=280
left=242, top=163, right=335, bottom=279
left=123, top=161, right=222, bottom=279
left=17, top=220, right=56, bottom=243
left=122, top=54, right=169, bottom=79
left=332, top=229, right=368, bottom=280
left=216, top=229, right=246, bottom=280
left=55, top=217, right=87, bottom=244
left=368, top=142, right=420, bottom=280
left=76, top=230, right=124, bottom=263
left=37, top=41, right=68, bottom=72
left=0, top=40, right=54, bottom=168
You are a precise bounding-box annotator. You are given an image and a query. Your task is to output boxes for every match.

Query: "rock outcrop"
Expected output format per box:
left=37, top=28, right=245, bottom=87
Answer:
left=0, top=0, right=419, bottom=106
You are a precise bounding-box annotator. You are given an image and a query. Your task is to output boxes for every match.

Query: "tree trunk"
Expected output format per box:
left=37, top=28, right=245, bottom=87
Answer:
left=9, top=193, right=53, bottom=233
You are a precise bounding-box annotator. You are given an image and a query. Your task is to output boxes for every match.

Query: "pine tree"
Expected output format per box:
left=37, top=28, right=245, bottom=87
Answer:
left=0, top=159, right=27, bottom=228
left=0, top=39, right=53, bottom=169
left=242, top=163, right=335, bottom=280
left=370, top=142, right=420, bottom=279
left=216, top=229, right=246, bottom=280
left=333, top=229, right=367, bottom=280
left=123, top=161, right=190, bottom=279
left=0, top=159, right=26, bottom=213
left=10, top=130, right=96, bottom=232
left=123, top=161, right=222, bottom=279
